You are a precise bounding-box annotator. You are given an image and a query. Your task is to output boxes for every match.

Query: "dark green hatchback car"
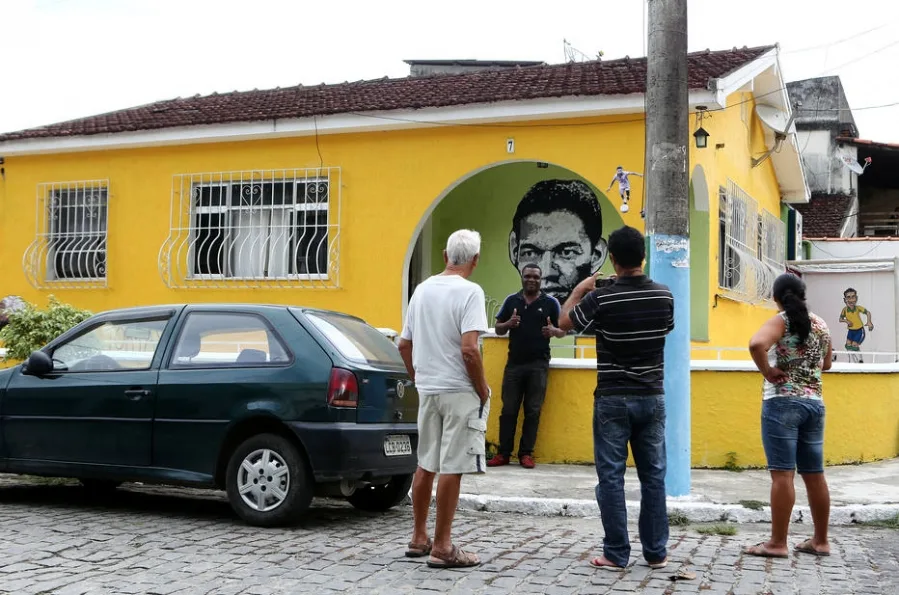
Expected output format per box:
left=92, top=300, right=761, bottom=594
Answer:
left=0, top=304, right=419, bottom=526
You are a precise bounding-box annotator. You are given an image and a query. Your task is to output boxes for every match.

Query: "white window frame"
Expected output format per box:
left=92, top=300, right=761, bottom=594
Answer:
left=160, top=168, right=341, bottom=289
left=23, top=179, right=109, bottom=289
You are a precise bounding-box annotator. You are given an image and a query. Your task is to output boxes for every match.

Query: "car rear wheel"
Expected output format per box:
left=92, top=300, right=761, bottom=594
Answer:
left=225, top=433, right=313, bottom=527
left=347, top=474, right=413, bottom=512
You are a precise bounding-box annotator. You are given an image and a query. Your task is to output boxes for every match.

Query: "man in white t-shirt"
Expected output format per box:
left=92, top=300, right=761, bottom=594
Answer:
left=398, top=229, right=491, bottom=569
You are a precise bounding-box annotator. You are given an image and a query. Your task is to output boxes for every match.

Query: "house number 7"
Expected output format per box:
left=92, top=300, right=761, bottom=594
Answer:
left=506, top=138, right=515, bottom=154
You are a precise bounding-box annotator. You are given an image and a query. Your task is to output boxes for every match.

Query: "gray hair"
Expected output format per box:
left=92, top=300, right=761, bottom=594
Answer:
left=446, top=229, right=481, bottom=266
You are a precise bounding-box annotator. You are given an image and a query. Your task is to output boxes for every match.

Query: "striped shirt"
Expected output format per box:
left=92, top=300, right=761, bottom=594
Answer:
left=570, top=275, right=674, bottom=397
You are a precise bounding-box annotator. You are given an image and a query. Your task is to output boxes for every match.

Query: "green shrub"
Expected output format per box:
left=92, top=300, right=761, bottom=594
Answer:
left=668, top=510, right=690, bottom=526
left=723, top=451, right=742, bottom=472
left=0, top=296, right=91, bottom=362
left=697, top=524, right=737, bottom=536
left=739, top=500, right=767, bottom=511
left=858, top=514, right=899, bottom=529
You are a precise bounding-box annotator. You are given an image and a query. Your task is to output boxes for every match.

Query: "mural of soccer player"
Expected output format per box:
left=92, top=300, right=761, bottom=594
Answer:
left=606, top=166, right=643, bottom=214
left=839, top=287, right=874, bottom=363
left=508, top=180, right=608, bottom=305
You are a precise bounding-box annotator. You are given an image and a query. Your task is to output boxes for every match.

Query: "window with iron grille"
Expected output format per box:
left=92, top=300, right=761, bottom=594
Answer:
left=717, top=180, right=783, bottom=303
left=23, top=180, right=109, bottom=289
left=760, top=210, right=786, bottom=270
left=160, top=169, right=340, bottom=289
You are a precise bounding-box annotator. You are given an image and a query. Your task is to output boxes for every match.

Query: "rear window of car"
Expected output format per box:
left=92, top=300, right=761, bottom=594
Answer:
left=301, top=311, right=403, bottom=367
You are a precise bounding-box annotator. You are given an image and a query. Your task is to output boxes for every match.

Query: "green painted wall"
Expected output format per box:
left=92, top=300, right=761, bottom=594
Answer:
left=689, top=179, right=710, bottom=342
left=420, top=161, right=718, bottom=347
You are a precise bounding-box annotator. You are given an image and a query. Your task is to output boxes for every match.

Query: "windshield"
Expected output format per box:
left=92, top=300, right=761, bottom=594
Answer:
left=302, top=311, right=404, bottom=367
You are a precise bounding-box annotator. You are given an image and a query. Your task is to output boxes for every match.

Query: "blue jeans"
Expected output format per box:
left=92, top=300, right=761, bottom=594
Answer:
left=761, top=397, right=826, bottom=474
left=593, top=395, right=668, bottom=567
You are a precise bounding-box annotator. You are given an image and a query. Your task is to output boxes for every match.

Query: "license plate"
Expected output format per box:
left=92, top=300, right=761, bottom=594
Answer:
left=384, top=434, right=412, bottom=457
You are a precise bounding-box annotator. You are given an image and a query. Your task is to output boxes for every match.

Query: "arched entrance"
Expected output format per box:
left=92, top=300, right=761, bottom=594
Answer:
left=401, top=160, right=626, bottom=323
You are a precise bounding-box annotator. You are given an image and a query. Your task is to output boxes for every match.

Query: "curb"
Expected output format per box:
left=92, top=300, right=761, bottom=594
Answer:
left=408, top=493, right=899, bottom=525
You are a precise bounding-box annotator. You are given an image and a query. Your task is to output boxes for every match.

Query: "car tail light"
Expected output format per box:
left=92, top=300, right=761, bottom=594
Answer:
left=328, top=368, right=359, bottom=408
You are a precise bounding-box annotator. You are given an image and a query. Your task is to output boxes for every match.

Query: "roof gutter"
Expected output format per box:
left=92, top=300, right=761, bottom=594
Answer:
left=0, top=90, right=720, bottom=157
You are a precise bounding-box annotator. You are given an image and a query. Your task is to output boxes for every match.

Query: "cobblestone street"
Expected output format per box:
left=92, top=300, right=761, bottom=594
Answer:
left=0, top=477, right=896, bottom=594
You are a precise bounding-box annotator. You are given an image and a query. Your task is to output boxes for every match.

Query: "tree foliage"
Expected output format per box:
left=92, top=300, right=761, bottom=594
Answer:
left=0, top=296, right=91, bottom=362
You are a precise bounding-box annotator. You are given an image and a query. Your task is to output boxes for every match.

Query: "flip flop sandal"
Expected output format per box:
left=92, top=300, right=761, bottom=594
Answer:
left=405, top=537, right=433, bottom=558
left=743, top=542, right=788, bottom=558
left=589, top=557, right=626, bottom=572
left=427, top=545, right=480, bottom=569
left=794, top=539, right=830, bottom=557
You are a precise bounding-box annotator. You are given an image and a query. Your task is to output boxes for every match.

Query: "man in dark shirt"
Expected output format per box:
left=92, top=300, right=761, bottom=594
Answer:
left=559, top=226, right=675, bottom=571
left=488, top=264, right=564, bottom=469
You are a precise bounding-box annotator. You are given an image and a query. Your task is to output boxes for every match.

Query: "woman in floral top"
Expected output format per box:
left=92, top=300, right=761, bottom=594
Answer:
left=744, top=273, right=833, bottom=559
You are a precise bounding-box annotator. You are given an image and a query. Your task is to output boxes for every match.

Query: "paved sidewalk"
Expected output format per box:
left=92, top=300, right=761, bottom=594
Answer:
left=451, top=458, right=899, bottom=524
left=0, top=478, right=898, bottom=594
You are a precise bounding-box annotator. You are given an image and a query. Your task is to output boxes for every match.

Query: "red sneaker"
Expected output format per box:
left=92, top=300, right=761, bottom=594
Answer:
left=519, top=455, right=536, bottom=469
left=487, top=454, right=510, bottom=467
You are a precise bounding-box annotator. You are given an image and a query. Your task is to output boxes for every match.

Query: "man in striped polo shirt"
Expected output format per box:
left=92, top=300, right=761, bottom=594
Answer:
left=559, top=225, right=675, bottom=572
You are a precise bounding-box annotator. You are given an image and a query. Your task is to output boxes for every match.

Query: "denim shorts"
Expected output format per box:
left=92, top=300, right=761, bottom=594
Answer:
left=761, top=397, right=825, bottom=474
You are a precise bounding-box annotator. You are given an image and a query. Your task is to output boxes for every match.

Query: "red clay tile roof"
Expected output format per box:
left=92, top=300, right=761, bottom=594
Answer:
left=0, top=45, right=774, bottom=142
left=794, top=193, right=853, bottom=238
left=836, top=137, right=899, bottom=151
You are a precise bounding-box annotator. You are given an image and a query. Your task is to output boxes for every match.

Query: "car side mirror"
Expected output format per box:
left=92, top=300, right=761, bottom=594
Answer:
left=23, top=351, right=54, bottom=376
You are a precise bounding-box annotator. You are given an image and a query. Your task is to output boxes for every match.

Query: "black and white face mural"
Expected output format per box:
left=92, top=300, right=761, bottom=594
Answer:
left=508, top=180, right=608, bottom=304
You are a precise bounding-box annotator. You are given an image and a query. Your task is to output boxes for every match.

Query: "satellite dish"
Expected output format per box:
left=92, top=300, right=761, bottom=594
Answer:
left=756, top=104, right=795, bottom=135
left=837, top=150, right=872, bottom=175
left=751, top=104, right=797, bottom=168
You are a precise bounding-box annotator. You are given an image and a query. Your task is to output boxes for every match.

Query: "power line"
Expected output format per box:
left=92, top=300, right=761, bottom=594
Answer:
left=817, top=38, right=899, bottom=75
left=800, top=99, right=899, bottom=113
left=809, top=236, right=887, bottom=259
left=783, top=23, right=894, bottom=54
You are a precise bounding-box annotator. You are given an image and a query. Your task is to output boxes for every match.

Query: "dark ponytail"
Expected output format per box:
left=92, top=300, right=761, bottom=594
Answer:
left=773, top=273, right=811, bottom=343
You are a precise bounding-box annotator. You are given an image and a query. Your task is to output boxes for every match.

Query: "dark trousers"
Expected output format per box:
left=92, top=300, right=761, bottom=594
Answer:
left=593, top=395, right=668, bottom=567
left=498, top=361, right=549, bottom=456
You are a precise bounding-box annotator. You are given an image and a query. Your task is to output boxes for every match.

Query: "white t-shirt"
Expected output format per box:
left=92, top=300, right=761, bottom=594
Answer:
left=401, top=274, right=488, bottom=396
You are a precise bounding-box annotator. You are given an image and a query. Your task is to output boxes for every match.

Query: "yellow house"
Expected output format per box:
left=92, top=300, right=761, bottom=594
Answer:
left=0, top=45, right=806, bottom=346
left=17, top=45, right=894, bottom=471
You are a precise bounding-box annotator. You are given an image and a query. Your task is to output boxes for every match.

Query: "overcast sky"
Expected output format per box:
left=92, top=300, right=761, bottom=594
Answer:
left=3, top=0, right=899, bottom=141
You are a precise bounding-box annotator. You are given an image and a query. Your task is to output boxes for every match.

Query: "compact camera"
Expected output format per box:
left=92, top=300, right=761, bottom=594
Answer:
left=594, top=275, right=616, bottom=289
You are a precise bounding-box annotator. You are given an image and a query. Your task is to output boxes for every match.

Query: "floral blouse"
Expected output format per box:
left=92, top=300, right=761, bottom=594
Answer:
left=763, top=312, right=831, bottom=401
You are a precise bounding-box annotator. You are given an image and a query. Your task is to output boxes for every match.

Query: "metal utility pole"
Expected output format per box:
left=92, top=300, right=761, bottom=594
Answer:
left=644, top=0, right=691, bottom=497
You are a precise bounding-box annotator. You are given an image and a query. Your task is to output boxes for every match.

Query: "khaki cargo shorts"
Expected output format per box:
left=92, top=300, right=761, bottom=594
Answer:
left=417, top=391, right=490, bottom=475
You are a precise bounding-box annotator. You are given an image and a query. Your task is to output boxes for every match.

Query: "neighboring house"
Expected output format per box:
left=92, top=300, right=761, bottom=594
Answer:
left=835, top=138, right=899, bottom=238
left=0, top=45, right=808, bottom=354
left=787, top=76, right=859, bottom=240
left=788, top=76, right=899, bottom=240
left=783, top=77, right=899, bottom=360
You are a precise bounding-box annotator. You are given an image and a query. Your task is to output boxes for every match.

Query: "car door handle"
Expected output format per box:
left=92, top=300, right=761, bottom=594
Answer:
left=124, top=389, right=151, bottom=400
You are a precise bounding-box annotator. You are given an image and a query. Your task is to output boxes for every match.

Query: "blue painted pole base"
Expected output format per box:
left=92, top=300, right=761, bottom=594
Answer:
left=648, top=233, right=691, bottom=497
